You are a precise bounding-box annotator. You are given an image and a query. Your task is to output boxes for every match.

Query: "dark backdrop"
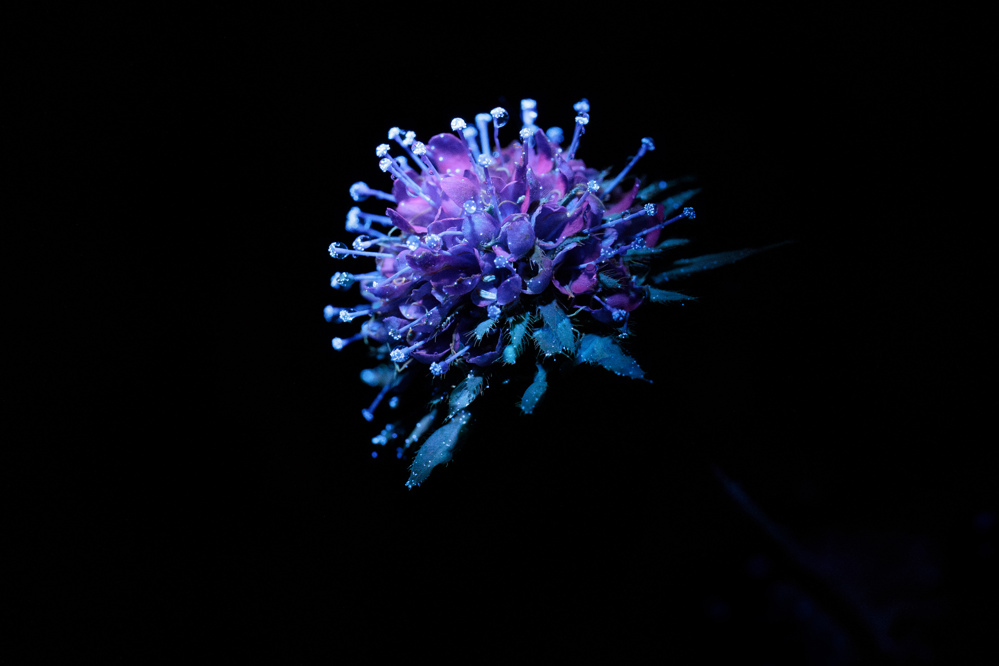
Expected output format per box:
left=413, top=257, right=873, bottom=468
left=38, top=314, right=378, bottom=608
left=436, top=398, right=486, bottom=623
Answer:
left=10, top=6, right=990, bottom=663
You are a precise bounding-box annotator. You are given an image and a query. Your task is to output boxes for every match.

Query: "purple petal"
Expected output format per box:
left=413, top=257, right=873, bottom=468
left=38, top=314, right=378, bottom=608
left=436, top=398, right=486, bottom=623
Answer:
left=527, top=128, right=555, bottom=175
left=426, top=133, right=473, bottom=176
left=461, top=212, right=499, bottom=247
left=404, top=248, right=448, bottom=274
left=605, top=178, right=640, bottom=214
left=533, top=204, right=568, bottom=242
left=386, top=207, right=418, bottom=235
left=503, top=213, right=535, bottom=259
left=496, top=274, right=522, bottom=305
left=439, top=176, right=479, bottom=209
left=467, top=331, right=503, bottom=367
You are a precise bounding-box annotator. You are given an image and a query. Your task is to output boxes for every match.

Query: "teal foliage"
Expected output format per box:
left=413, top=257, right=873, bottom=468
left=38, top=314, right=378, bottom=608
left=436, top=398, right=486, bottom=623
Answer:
left=532, top=302, right=575, bottom=357
left=653, top=242, right=791, bottom=283
left=646, top=287, right=697, bottom=303
left=519, top=364, right=548, bottom=415
left=405, top=411, right=471, bottom=488
left=576, top=334, right=645, bottom=380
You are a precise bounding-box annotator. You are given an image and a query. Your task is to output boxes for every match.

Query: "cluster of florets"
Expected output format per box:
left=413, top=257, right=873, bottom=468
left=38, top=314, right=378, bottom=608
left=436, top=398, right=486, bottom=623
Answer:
left=326, top=98, right=702, bottom=486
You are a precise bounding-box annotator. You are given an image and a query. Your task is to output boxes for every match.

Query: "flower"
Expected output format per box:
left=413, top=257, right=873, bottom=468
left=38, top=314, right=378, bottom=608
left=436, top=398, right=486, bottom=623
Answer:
left=327, top=98, right=749, bottom=488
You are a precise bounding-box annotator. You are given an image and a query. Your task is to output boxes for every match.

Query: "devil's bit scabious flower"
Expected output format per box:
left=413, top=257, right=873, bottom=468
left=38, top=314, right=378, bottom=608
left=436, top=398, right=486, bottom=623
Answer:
left=327, top=98, right=755, bottom=488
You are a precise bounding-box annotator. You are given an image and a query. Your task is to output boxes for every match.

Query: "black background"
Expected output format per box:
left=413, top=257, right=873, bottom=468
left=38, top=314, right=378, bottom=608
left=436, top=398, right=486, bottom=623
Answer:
left=9, top=6, right=992, bottom=663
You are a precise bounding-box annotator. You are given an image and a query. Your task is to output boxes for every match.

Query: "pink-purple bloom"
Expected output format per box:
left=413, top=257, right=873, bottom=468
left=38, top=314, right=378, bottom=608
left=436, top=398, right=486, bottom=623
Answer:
left=328, top=98, right=709, bottom=487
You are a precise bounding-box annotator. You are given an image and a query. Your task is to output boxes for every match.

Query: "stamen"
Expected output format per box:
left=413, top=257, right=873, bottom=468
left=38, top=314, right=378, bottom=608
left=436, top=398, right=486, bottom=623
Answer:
left=329, top=242, right=395, bottom=260
left=519, top=127, right=534, bottom=166
left=388, top=127, right=422, bottom=170
left=565, top=180, right=600, bottom=214
left=632, top=208, right=695, bottom=238
left=338, top=305, right=373, bottom=322
left=566, top=109, right=589, bottom=160
left=331, top=271, right=355, bottom=289
left=520, top=98, right=538, bottom=130
left=349, top=181, right=395, bottom=203
left=602, top=137, right=655, bottom=199
left=346, top=206, right=393, bottom=232
left=429, top=344, right=472, bottom=377
left=490, top=107, right=509, bottom=157
left=451, top=118, right=483, bottom=182
left=390, top=336, right=430, bottom=363
left=332, top=332, right=365, bottom=351
left=393, top=306, right=440, bottom=338
left=475, top=113, right=493, bottom=158
left=587, top=202, right=657, bottom=234
left=362, top=378, right=395, bottom=422
left=577, top=240, right=642, bottom=270
left=379, top=157, right=434, bottom=204
left=411, top=141, right=441, bottom=178
left=463, top=126, right=481, bottom=161
left=373, top=265, right=413, bottom=288
left=352, top=234, right=378, bottom=250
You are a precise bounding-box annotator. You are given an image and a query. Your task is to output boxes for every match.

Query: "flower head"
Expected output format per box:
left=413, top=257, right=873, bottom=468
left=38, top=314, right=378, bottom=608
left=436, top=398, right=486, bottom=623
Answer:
left=326, top=98, right=755, bottom=487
